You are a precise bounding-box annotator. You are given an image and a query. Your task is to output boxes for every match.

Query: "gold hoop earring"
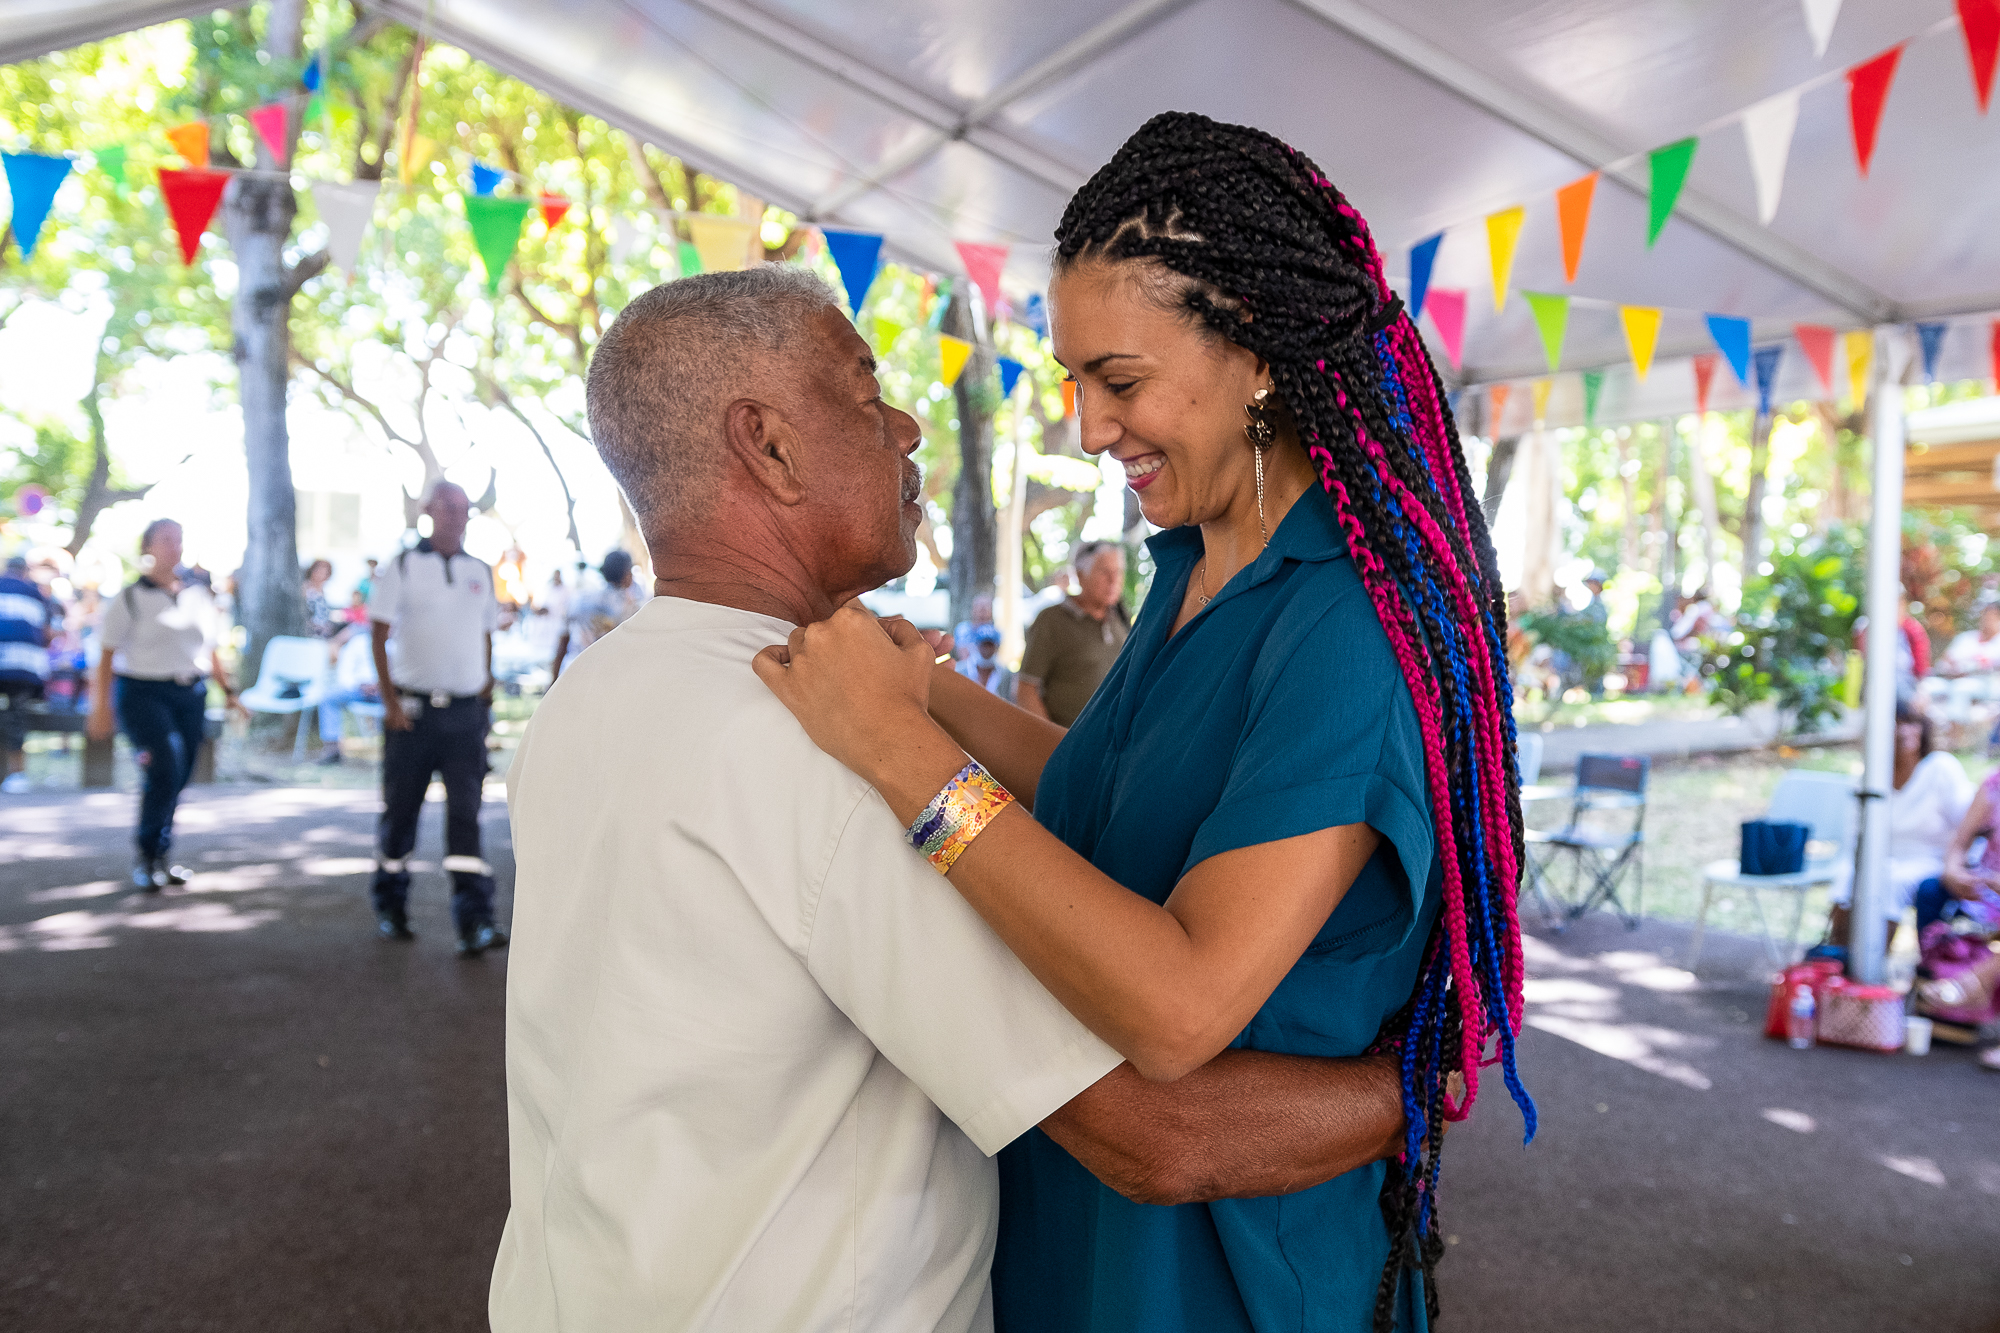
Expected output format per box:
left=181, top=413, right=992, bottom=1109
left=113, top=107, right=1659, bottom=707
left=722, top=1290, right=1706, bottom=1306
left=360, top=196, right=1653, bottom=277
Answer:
left=1245, top=387, right=1277, bottom=546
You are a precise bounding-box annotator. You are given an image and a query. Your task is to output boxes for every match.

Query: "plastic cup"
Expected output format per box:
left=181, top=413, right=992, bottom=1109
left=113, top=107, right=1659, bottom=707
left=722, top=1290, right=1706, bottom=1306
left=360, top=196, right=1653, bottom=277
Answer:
left=1905, top=1015, right=1934, bottom=1056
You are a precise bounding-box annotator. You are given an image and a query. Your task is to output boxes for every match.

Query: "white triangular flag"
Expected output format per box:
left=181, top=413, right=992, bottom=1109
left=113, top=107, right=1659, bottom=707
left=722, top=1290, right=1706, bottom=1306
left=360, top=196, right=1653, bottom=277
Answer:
left=311, top=179, right=381, bottom=272
left=1801, top=0, right=1841, bottom=57
left=1741, top=90, right=1800, bottom=225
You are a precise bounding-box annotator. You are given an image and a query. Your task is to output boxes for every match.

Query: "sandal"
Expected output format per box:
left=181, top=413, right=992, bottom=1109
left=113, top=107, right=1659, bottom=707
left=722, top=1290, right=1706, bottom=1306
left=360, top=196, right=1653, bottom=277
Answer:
left=1979, top=1046, right=2000, bottom=1072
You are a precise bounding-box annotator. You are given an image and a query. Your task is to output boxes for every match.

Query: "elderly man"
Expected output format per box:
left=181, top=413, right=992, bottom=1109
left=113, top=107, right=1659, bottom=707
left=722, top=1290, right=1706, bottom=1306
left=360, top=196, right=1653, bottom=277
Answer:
left=1018, top=539, right=1129, bottom=726
left=492, top=269, right=1404, bottom=1331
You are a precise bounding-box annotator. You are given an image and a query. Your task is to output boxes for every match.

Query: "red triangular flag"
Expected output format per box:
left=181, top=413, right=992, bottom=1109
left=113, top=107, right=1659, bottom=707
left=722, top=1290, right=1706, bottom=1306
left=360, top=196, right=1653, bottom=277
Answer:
left=1061, top=378, right=1077, bottom=418
left=1960, top=0, right=2000, bottom=112
left=537, top=193, right=570, bottom=229
left=1847, top=47, right=1903, bottom=176
left=158, top=168, right=230, bottom=265
left=1693, top=353, right=1719, bottom=416
left=954, top=241, right=1009, bottom=316
left=1794, top=324, right=1837, bottom=396
left=248, top=104, right=289, bottom=165
left=1991, top=319, right=2000, bottom=391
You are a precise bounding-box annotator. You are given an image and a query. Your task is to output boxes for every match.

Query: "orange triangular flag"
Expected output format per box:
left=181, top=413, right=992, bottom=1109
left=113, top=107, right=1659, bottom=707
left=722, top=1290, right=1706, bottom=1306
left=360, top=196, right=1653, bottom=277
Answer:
left=537, top=194, right=571, bottom=230
left=1693, top=354, right=1719, bottom=416
left=165, top=122, right=210, bottom=168
left=1061, top=378, right=1077, bottom=417
left=1488, top=383, right=1511, bottom=432
left=1555, top=173, right=1596, bottom=285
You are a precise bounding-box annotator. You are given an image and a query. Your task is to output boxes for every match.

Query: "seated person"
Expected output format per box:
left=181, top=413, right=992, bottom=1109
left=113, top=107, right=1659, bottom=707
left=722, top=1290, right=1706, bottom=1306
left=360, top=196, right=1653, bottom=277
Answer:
left=955, top=621, right=1015, bottom=699
left=1928, top=599, right=2000, bottom=728
left=1830, top=707, right=1969, bottom=948
left=315, top=631, right=382, bottom=766
left=1914, top=764, right=2000, bottom=939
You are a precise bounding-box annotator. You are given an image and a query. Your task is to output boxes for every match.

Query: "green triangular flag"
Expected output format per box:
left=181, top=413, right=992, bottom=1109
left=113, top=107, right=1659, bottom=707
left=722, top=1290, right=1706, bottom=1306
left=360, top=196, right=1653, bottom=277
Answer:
left=464, top=194, right=534, bottom=294
left=305, top=94, right=325, bottom=129
left=1523, top=291, right=1569, bottom=372
left=677, top=238, right=701, bottom=276
left=93, top=144, right=126, bottom=187
left=1647, top=137, right=1698, bottom=248
left=873, top=315, right=903, bottom=349
left=1582, top=369, right=1605, bottom=428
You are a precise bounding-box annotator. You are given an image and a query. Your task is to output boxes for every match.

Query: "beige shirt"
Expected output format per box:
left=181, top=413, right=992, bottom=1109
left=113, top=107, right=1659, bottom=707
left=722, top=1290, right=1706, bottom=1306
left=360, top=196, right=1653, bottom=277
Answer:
left=99, top=579, right=216, bottom=680
left=492, top=597, right=1120, bottom=1332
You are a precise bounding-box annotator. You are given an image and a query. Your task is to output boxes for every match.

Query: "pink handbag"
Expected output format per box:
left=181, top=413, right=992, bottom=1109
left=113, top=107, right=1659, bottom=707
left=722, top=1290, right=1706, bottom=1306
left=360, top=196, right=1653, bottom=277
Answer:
left=1915, top=923, right=2000, bottom=1028
left=1815, top=979, right=1905, bottom=1053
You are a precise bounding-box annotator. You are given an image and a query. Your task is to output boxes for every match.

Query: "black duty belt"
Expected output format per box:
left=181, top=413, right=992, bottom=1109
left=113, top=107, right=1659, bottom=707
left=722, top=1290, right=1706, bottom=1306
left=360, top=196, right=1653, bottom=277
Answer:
left=400, top=690, right=480, bottom=710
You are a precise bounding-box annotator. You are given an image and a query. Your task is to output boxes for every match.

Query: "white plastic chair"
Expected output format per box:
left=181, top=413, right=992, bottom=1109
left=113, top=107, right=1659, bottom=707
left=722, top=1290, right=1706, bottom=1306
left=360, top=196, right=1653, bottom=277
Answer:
left=238, top=635, right=330, bottom=760
left=1690, top=769, right=1857, bottom=968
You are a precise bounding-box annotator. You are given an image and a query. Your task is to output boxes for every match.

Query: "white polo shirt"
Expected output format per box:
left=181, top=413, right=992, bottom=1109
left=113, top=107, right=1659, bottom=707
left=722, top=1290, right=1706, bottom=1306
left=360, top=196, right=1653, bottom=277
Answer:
left=366, top=542, right=498, bottom=697
left=492, top=597, right=1120, bottom=1333
left=99, top=579, right=217, bottom=680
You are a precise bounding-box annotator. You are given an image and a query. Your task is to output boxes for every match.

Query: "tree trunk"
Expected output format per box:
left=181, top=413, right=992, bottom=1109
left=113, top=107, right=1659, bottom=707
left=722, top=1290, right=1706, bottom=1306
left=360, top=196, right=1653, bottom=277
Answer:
left=223, top=0, right=309, bottom=684
left=1684, top=415, right=1722, bottom=594
left=944, top=288, right=996, bottom=629
left=1616, top=430, right=1638, bottom=575
left=1481, top=434, right=1521, bottom=527
left=1659, top=418, right=1679, bottom=637
left=66, top=366, right=148, bottom=557
left=1741, top=409, right=1774, bottom=583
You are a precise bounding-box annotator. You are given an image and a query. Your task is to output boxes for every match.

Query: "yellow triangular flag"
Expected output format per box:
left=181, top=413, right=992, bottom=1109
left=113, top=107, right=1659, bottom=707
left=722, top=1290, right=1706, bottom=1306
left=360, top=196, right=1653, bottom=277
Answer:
left=1620, top=306, right=1662, bottom=381
left=939, top=334, right=973, bottom=387
left=165, top=121, right=210, bottom=168
left=1531, top=378, right=1552, bottom=425
left=1843, top=329, right=1873, bottom=406
left=1485, top=206, right=1525, bottom=312
left=687, top=215, right=756, bottom=274
left=398, top=133, right=436, bottom=185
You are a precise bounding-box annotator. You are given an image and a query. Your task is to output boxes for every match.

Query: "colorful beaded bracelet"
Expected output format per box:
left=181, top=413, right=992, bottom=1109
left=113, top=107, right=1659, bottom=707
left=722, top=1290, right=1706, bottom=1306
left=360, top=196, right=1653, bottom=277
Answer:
left=905, top=760, right=1014, bottom=874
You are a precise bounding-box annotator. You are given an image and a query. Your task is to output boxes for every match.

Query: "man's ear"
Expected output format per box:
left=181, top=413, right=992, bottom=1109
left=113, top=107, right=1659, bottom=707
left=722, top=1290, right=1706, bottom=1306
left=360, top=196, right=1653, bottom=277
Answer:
left=722, top=397, right=808, bottom=506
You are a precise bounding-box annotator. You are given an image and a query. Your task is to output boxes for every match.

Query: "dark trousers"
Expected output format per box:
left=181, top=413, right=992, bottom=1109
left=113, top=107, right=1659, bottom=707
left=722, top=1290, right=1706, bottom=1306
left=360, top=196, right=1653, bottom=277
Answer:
left=115, top=677, right=207, bottom=858
left=372, top=697, right=493, bottom=937
left=1914, top=876, right=1953, bottom=937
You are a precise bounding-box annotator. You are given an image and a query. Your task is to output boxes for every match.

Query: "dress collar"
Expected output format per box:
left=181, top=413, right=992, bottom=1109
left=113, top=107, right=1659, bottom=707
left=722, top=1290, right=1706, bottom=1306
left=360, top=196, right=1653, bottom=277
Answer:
left=1143, top=481, right=1348, bottom=611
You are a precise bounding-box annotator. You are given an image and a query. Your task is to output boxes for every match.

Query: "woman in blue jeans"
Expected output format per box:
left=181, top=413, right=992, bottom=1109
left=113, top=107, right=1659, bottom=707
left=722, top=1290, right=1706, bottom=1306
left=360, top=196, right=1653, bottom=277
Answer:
left=88, top=520, right=242, bottom=890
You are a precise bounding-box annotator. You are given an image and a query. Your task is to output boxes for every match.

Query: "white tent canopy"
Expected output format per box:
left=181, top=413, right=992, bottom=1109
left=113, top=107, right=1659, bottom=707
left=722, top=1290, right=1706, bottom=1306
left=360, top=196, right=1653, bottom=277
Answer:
left=10, top=0, right=2000, bottom=423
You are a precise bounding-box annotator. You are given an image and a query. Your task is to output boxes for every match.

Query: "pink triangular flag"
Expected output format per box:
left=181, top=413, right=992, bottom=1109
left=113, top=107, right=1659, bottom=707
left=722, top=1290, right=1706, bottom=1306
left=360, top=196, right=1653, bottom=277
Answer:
left=1693, top=353, right=1720, bottom=416
left=1426, top=288, right=1467, bottom=369
left=1794, top=323, right=1837, bottom=395
left=954, top=241, right=1009, bottom=316
left=248, top=104, right=289, bottom=165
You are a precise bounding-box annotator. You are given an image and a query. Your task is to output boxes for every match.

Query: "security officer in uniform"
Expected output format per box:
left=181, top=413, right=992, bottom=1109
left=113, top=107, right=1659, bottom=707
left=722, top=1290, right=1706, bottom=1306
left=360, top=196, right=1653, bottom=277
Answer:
left=367, top=482, right=508, bottom=956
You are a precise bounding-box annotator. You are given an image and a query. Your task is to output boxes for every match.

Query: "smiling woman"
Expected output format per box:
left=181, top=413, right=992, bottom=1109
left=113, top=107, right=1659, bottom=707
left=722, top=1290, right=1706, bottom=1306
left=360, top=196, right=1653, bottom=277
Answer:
left=757, top=111, right=1536, bottom=1333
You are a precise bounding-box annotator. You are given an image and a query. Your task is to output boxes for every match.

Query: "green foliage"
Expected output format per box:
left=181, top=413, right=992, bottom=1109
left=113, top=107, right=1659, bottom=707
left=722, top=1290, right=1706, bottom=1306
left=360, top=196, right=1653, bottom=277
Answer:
left=1518, top=605, right=1615, bottom=689
left=1702, top=526, right=1863, bottom=730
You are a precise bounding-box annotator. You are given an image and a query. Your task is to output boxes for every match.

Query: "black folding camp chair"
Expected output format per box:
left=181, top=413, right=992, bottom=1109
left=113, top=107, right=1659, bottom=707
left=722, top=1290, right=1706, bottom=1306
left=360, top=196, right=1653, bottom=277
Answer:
left=1524, top=753, right=1649, bottom=930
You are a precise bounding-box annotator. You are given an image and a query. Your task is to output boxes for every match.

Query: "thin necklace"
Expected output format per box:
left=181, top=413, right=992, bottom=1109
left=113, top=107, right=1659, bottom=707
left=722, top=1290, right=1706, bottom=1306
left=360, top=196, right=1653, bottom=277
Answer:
left=1194, top=558, right=1211, bottom=607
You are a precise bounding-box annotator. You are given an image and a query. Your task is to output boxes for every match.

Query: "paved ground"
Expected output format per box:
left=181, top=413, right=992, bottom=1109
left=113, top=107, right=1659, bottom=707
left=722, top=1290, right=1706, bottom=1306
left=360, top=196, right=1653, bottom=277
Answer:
left=3, top=783, right=1998, bottom=1332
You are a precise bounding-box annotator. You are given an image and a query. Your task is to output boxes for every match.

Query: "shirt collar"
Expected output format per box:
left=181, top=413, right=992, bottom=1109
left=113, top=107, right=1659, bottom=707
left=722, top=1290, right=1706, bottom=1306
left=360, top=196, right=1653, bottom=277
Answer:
left=1143, top=481, right=1348, bottom=604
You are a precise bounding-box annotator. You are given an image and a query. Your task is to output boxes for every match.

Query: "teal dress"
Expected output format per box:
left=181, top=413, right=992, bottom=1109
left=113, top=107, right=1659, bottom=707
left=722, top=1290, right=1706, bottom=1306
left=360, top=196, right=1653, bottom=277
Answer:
left=993, top=482, right=1440, bottom=1333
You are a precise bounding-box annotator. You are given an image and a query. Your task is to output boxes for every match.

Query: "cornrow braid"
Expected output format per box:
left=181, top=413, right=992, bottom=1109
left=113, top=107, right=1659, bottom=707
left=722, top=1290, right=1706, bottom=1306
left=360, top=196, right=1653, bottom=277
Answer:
left=1055, top=111, right=1535, bottom=1330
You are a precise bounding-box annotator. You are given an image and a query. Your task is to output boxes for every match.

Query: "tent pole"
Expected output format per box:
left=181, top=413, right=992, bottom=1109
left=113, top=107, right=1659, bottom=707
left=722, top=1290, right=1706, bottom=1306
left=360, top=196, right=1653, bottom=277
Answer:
left=1854, top=325, right=1911, bottom=986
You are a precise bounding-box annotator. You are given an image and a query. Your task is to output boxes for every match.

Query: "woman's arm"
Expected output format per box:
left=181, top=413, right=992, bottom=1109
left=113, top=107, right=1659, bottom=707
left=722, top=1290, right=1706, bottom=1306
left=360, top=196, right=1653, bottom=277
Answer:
left=1941, top=786, right=1992, bottom=898
left=757, top=605, right=1378, bottom=1083
left=927, top=664, right=1066, bottom=808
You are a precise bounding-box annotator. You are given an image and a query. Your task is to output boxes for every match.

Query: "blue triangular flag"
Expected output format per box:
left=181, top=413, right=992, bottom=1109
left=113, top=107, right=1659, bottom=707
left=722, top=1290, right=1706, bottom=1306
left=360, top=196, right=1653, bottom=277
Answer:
left=1705, top=314, right=1752, bottom=386
left=821, top=229, right=883, bottom=316
left=1022, top=292, right=1048, bottom=339
left=470, top=161, right=505, bottom=197
left=3, top=152, right=74, bottom=260
left=997, top=357, right=1024, bottom=399
left=1916, top=322, right=1947, bottom=384
left=1752, top=345, right=1784, bottom=417
left=302, top=52, right=323, bottom=91
left=1408, top=233, right=1442, bottom=324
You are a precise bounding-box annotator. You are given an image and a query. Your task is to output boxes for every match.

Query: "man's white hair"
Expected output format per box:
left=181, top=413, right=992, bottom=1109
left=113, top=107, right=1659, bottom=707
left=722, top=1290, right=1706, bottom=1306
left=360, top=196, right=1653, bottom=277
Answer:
left=586, top=267, right=841, bottom=536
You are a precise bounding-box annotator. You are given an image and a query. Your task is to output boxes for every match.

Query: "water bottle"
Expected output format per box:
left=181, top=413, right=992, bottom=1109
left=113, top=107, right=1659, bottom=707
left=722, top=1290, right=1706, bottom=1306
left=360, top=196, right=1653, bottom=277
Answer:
left=1787, top=984, right=1816, bottom=1050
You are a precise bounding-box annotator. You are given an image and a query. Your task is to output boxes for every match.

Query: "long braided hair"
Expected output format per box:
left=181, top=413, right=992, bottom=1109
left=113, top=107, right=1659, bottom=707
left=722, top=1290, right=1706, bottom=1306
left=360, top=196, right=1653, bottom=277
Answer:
left=1054, top=112, right=1535, bottom=1329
